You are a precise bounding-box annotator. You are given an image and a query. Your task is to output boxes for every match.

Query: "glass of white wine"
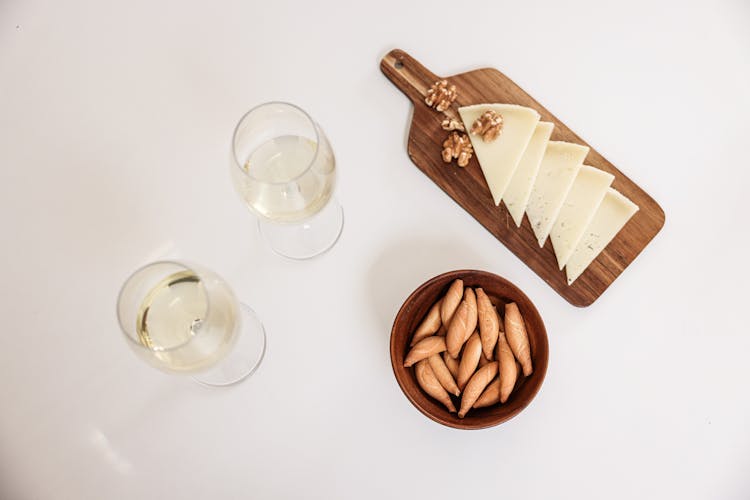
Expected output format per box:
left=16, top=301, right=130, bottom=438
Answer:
left=231, top=101, right=343, bottom=259
left=116, top=261, right=265, bottom=386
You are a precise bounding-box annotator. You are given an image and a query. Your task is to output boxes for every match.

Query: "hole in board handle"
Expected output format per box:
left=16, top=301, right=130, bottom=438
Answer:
left=394, top=60, right=403, bottom=69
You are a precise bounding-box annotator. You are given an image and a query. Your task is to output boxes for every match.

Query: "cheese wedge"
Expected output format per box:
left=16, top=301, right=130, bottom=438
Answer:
left=550, top=165, right=614, bottom=270
left=526, top=141, right=589, bottom=246
left=458, top=104, right=540, bottom=205
left=503, top=121, right=554, bottom=227
left=565, top=188, right=639, bottom=285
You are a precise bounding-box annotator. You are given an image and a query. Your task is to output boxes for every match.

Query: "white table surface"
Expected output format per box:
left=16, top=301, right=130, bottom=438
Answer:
left=2, top=0, right=749, bottom=498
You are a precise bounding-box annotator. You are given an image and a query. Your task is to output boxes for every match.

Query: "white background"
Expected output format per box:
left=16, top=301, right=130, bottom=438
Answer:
left=1, top=0, right=749, bottom=498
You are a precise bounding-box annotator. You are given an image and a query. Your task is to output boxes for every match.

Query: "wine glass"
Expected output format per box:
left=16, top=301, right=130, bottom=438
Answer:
left=230, top=102, right=344, bottom=259
left=116, top=261, right=265, bottom=386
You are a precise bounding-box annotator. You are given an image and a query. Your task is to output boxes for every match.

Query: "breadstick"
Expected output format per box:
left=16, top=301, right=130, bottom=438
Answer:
left=457, top=331, right=482, bottom=390
left=473, top=378, right=501, bottom=408
left=504, top=302, right=533, bottom=376
left=446, top=299, right=470, bottom=358
left=415, top=360, right=456, bottom=413
left=464, top=288, right=478, bottom=342
left=476, top=288, right=499, bottom=360
left=428, top=354, right=460, bottom=396
left=410, top=299, right=442, bottom=346
left=404, top=336, right=447, bottom=367
left=443, top=352, right=459, bottom=379
left=440, top=279, right=464, bottom=327
left=496, top=330, right=517, bottom=403
left=458, top=362, right=498, bottom=418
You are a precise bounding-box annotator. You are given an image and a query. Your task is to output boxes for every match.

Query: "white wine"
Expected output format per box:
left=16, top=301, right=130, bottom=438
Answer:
left=235, top=134, right=336, bottom=223
left=246, top=135, right=317, bottom=183
left=133, top=269, right=238, bottom=373
left=136, top=270, right=207, bottom=350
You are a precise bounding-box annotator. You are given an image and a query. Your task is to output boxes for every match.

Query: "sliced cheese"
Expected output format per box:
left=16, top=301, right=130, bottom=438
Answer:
left=565, top=188, right=639, bottom=285
left=503, top=121, right=554, bottom=227
left=550, top=165, right=614, bottom=270
left=526, top=141, right=589, bottom=247
left=458, top=104, right=540, bottom=205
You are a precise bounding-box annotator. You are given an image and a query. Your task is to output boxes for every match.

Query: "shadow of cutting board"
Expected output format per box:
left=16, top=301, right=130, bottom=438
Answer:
left=380, top=49, right=665, bottom=307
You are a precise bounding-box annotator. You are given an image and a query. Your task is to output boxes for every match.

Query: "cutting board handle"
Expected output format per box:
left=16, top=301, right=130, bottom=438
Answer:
left=380, top=49, right=440, bottom=104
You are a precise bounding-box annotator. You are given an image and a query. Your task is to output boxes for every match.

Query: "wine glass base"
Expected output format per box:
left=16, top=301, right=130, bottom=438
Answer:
left=258, top=198, right=344, bottom=260
left=192, top=304, right=266, bottom=387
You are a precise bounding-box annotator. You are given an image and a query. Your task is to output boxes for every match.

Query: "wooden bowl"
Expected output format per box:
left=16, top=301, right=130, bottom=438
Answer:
left=390, top=270, right=548, bottom=429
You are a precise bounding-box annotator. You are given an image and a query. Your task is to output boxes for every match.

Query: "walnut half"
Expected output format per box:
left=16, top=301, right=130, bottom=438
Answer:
left=425, top=80, right=458, bottom=112
left=470, top=110, right=504, bottom=142
left=441, top=131, right=474, bottom=167
left=441, top=117, right=465, bottom=132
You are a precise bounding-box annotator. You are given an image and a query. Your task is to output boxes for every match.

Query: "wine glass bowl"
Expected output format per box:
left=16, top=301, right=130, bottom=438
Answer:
left=230, top=102, right=343, bottom=259
left=117, top=260, right=265, bottom=386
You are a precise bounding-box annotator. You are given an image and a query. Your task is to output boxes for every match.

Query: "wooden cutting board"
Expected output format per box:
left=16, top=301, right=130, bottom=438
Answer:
left=380, top=49, right=665, bottom=307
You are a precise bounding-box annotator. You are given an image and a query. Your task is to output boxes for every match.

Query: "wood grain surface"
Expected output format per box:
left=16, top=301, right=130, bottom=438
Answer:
left=380, top=49, right=665, bottom=307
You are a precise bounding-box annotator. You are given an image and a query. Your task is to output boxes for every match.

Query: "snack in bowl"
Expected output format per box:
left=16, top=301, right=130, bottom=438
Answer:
left=407, top=281, right=532, bottom=416
left=476, top=287, right=499, bottom=360
left=415, top=359, right=456, bottom=413
left=456, top=331, right=482, bottom=391
left=403, top=336, right=446, bottom=368
left=390, top=270, right=548, bottom=430
left=496, top=329, right=517, bottom=403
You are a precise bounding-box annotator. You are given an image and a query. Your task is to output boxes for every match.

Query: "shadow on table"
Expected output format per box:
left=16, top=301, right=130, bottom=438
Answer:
left=366, top=235, right=487, bottom=335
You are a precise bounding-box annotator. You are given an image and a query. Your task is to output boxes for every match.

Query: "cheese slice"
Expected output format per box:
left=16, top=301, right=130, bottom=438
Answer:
left=565, top=188, right=639, bottom=285
left=526, top=141, right=589, bottom=247
left=503, top=121, right=554, bottom=227
left=550, top=165, right=614, bottom=270
left=458, top=104, right=540, bottom=205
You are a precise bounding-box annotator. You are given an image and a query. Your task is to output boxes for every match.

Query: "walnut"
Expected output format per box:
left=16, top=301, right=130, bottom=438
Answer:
left=441, top=117, right=465, bottom=132
left=425, top=80, right=458, bottom=112
left=470, top=110, right=504, bottom=142
left=441, top=131, right=474, bottom=167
